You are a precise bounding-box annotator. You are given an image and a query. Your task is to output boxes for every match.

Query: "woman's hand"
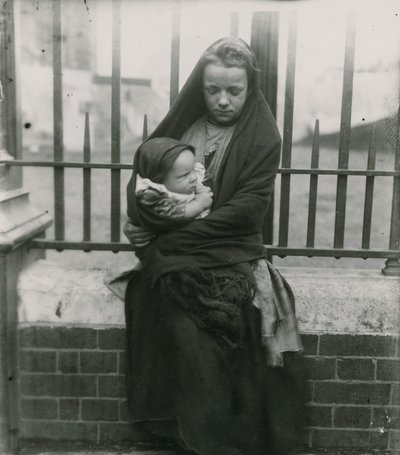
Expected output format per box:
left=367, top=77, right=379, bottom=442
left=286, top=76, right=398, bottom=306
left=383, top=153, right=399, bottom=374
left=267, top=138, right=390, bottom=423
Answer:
left=123, top=218, right=155, bottom=248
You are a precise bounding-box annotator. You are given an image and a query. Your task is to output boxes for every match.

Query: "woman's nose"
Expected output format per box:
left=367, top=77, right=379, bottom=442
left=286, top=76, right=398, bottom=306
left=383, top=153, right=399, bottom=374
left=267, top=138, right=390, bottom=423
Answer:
left=218, top=93, right=229, bottom=107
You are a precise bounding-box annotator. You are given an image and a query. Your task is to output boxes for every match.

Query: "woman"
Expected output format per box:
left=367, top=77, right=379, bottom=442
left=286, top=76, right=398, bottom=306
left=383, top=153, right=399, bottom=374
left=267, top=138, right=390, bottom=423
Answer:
left=124, top=38, right=305, bottom=455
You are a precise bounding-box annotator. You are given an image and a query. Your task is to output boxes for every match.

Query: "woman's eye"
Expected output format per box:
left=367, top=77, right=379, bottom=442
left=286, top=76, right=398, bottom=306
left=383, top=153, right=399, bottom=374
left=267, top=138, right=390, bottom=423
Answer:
left=206, top=87, right=218, bottom=95
left=229, top=89, right=241, bottom=96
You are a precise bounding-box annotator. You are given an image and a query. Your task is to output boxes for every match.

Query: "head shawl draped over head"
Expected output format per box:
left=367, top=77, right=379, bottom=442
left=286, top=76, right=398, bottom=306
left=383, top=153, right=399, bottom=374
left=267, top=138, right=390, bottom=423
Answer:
left=145, top=37, right=262, bottom=141
left=129, top=137, right=195, bottom=231
left=127, top=36, right=281, bottom=278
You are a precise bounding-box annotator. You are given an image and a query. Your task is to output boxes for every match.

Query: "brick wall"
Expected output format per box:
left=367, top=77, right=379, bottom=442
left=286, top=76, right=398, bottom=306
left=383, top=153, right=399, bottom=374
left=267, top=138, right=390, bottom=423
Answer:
left=18, top=326, right=136, bottom=444
left=18, top=325, right=400, bottom=451
left=304, top=333, right=400, bottom=451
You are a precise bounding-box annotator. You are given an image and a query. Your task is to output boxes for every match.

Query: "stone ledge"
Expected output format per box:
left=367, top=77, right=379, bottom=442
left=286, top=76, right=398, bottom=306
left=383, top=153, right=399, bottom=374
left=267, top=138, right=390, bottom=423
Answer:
left=17, top=260, right=400, bottom=335
left=282, top=267, right=400, bottom=335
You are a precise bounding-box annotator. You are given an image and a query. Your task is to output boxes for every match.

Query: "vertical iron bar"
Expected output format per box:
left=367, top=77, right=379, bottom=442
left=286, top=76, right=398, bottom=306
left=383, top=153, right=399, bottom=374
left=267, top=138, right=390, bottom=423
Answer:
left=278, top=13, right=297, bottom=247
left=383, top=102, right=400, bottom=275
left=251, top=11, right=279, bottom=117
left=142, top=114, right=148, bottom=142
left=389, top=106, right=400, bottom=250
left=361, top=124, right=376, bottom=249
left=230, top=11, right=239, bottom=38
left=333, top=13, right=356, bottom=248
left=53, top=0, right=64, bottom=240
left=0, top=3, right=22, bottom=450
left=2, top=0, right=22, bottom=189
left=250, top=11, right=280, bottom=248
left=170, top=1, right=180, bottom=107
left=83, top=113, right=91, bottom=243
left=306, top=119, right=320, bottom=248
left=111, top=0, right=121, bottom=243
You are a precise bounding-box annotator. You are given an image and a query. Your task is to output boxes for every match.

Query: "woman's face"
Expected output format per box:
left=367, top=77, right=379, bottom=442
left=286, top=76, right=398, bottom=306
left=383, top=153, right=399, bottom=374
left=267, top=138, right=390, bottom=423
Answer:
left=203, top=63, right=249, bottom=126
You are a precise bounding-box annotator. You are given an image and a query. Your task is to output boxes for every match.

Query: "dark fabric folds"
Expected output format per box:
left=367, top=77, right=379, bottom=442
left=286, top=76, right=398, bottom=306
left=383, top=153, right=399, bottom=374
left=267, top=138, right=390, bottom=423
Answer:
left=125, top=273, right=305, bottom=455
left=159, top=267, right=256, bottom=348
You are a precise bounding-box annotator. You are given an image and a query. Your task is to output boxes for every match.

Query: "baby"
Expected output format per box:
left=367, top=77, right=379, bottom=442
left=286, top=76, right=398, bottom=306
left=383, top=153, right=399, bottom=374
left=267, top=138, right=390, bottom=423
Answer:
left=134, top=137, right=213, bottom=220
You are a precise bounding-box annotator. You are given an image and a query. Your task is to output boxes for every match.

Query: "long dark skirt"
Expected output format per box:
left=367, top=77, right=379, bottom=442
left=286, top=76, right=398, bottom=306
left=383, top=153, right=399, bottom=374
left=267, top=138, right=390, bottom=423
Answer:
left=125, top=272, right=305, bottom=455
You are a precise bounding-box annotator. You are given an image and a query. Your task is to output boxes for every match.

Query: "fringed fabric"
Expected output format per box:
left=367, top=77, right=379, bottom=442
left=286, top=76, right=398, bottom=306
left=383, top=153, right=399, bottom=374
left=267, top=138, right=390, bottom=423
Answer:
left=159, top=268, right=256, bottom=348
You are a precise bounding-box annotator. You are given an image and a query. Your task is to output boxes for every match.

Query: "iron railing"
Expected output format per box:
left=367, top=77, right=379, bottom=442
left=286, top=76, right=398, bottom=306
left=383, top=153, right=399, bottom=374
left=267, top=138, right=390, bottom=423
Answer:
left=2, top=1, right=399, bottom=273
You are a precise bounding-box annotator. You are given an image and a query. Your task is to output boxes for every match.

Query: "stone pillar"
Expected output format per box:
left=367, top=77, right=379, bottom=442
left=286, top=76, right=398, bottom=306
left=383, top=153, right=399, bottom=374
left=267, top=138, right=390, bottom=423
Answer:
left=0, top=2, right=52, bottom=453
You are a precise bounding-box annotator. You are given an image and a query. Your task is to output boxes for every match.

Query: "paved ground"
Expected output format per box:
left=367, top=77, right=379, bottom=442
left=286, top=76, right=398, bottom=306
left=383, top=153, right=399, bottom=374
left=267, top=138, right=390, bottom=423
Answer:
left=16, top=449, right=395, bottom=455
left=16, top=442, right=397, bottom=455
left=15, top=452, right=379, bottom=455
left=15, top=452, right=397, bottom=455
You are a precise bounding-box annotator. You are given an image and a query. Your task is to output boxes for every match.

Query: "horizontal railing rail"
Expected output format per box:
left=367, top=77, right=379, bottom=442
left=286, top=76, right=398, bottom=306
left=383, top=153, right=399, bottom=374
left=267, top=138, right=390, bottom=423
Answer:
left=2, top=160, right=400, bottom=177
left=25, top=239, right=400, bottom=259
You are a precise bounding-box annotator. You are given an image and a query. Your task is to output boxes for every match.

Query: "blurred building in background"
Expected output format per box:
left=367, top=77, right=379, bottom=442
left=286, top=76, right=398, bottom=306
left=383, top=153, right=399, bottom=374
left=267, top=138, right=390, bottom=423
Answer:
left=19, top=0, right=168, bottom=154
left=17, top=0, right=400, bottom=154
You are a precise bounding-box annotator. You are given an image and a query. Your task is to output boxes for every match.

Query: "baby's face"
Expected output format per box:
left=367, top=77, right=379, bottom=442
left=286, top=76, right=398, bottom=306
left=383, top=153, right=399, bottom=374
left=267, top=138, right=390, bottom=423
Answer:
left=162, top=149, right=197, bottom=195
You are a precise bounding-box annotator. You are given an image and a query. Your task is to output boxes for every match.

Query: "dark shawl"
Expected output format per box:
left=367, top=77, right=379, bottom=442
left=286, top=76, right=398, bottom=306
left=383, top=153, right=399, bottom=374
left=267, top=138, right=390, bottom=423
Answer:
left=126, top=38, right=281, bottom=283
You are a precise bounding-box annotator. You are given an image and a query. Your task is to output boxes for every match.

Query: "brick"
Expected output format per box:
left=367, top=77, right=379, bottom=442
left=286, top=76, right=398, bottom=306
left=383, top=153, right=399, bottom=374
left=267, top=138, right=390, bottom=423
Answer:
left=389, top=430, right=400, bottom=450
left=305, top=357, right=335, bottom=380
left=99, top=422, right=142, bottom=442
left=337, top=358, right=375, bottom=381
left=305, top=381, right=313, bottom=403
left=392, top=384, right=400, bottom=405
left=19, top=421, right=97, bottom=441
left=98, top=328, right=125, bottom=350
left=20, top=398, right=57, bottom=420
left=377, top=360, right=400, bottom=382
left=19, top=326, right=97, bottom=349
left=319, top=334, right=397, bottom=357
left=312, top=429, right=388, bottom=449
left=20, top=374, right=96, bottom=397
left=98, top=375, right=126, bottom=398
left=60, top=399, right=80, bottom=420
left=0, top=424, right=7, bottom=444
left=314, top=382, right=390, bottom=405
left=301, top=334, right=319, bottom=355
left=373, top=408, right=400, bottom=430
left=305, top=405, right=332, bottom=427
left=334, top=406, right=372, bottom=428
left=119, top=400, right=130, bottom=422
left=20, top=350, right=57, bottom=373
left=58, top=352, right=79, bottom=374
left=80, top=351, right=117, bottom=374
left=302, top=428, right=312, bottom=449
left=82, top=399, right=119, bottom=421
left=119, top=352, right=126, bottom=374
